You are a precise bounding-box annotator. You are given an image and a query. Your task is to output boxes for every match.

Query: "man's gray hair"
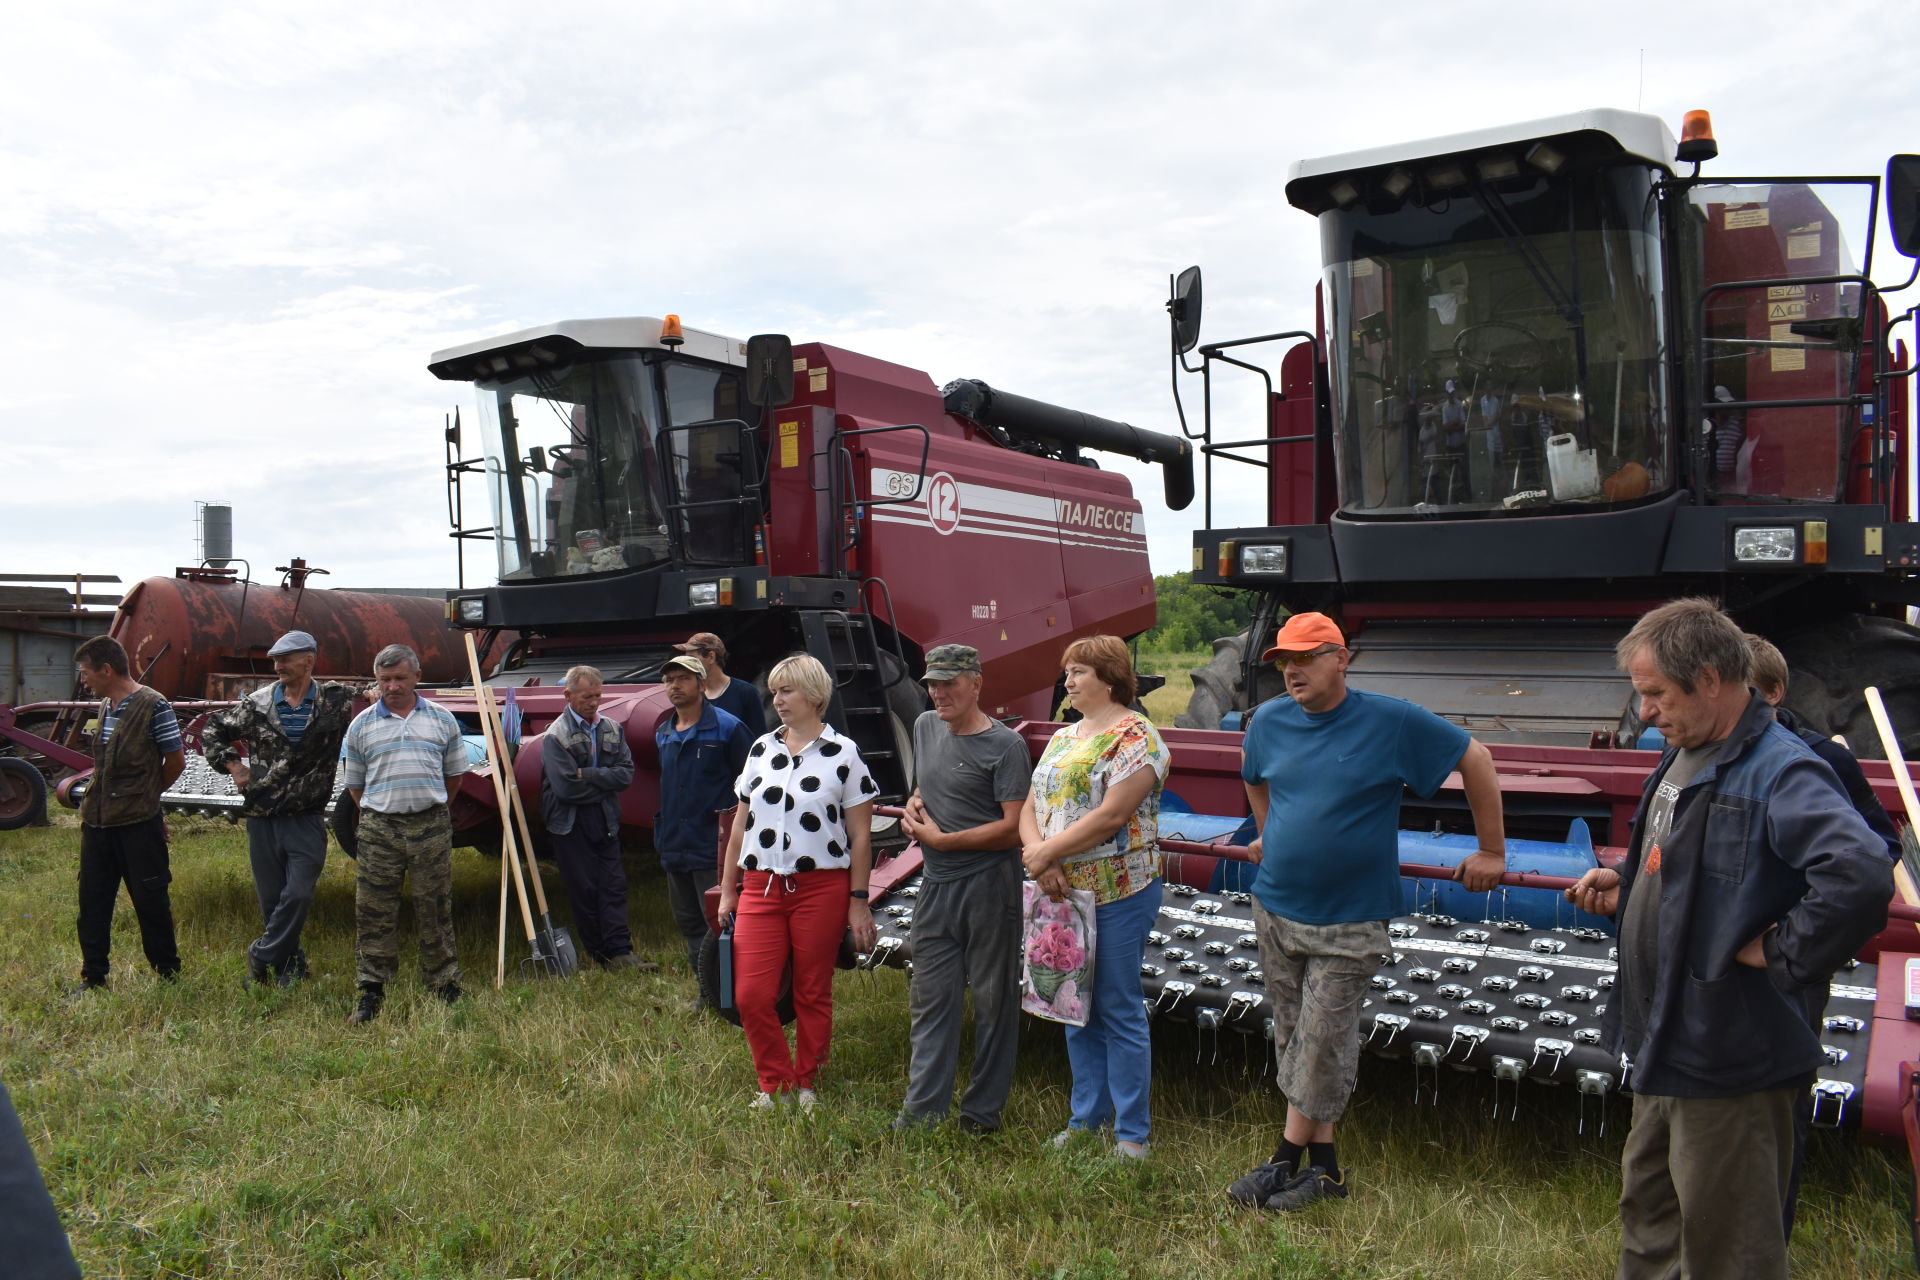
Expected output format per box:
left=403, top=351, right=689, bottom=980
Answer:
left=373, top=643, right=421, bottom=674
left=563, top=665, right=604, bottom=689
left=1616, top=598, right=1750, bottom=695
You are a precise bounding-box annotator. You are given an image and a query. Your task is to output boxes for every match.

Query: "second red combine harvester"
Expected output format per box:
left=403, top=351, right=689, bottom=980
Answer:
left=425, top=318, right=1193, bottom=843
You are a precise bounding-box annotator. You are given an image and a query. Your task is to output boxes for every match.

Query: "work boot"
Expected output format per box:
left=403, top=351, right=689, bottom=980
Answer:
left=1227, top=1157, right=1297, bottom=1209
left=346, top=982, right=385, bottom=1026
left=276, top=950, right=309, bottom=989
left=436, top=983, right=464, bottom=1006
left=244, top=951, right=272, bottom=988
left=1264, top=1165, right=1350, bottom=1212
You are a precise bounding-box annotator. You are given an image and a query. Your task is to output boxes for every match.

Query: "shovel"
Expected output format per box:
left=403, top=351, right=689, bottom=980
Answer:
left=465, top=634, right=579, bottom=979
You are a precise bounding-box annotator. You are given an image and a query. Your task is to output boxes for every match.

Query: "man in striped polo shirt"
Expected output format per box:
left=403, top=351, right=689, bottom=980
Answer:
left=339, top=644, right=470, bottom=1026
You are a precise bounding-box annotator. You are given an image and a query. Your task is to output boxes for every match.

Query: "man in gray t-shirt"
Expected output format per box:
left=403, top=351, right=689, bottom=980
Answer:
left=894, top=645, right=1032, bottom=1133
left=1617, top=741, right=1719, bottom=1059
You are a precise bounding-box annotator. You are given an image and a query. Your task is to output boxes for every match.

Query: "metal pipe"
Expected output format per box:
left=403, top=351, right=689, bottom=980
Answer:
left=943, top=378, right=1194, bottom=511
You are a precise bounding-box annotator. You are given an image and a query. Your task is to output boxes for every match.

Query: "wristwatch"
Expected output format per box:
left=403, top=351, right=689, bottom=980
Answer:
left=849, top=889, right=870, bottom=900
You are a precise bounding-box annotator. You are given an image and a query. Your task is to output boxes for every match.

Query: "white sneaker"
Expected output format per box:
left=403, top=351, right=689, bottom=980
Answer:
left=749, top=1092, right=778, bottom=1111
left=796, top=1088, right=819, bottom=1113
left=1115, top=1140, right=1150, bottom=1160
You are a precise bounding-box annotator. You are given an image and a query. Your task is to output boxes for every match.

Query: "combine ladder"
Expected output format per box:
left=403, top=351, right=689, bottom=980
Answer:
left=797, top=609, right=910, bottom=806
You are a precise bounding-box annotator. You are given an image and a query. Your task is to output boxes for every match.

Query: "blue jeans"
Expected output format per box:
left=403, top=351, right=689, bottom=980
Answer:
left=1063, top=879, right=1163, bottom=1144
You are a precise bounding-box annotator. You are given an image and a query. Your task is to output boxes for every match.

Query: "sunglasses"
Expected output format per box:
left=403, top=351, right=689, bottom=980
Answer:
left=1274, top=646, right=1342, bottom=668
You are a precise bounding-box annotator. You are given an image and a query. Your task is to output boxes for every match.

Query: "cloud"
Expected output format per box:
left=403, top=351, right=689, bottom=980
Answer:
left=3, top=0, right=1918, bottom=616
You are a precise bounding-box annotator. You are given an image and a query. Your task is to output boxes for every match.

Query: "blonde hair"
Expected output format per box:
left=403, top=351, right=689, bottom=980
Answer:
left=766, top=653, right=832, bottom=714
left=1061, top=634, right=1138, bottom=705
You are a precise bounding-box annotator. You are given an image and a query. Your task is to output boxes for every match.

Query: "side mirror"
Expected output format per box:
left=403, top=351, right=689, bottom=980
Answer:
left=1169, top=266, right=1204, bottom=355
left=1888, top=156, right=1920, bottom=258
left=745, top=333, right=796, bottom=407
left=445, top=407, right=461, bottom=450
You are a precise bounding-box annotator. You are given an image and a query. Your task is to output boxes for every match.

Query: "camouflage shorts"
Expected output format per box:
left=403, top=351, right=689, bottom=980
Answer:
left=1254, top=904, right=1390, bottom=1124
left=354, top=805, right=460, bottom=991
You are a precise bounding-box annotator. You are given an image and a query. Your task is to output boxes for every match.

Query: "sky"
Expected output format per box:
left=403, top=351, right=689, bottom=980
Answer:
left=7, top=1, right=1920, bottom=599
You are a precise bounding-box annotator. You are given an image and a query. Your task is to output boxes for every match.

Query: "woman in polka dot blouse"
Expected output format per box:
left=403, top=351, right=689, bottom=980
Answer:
left=717, top=653, right=879, bottom=1111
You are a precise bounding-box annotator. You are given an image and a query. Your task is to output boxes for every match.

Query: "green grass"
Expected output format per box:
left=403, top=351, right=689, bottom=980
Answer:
left=0, top=815, right=1911, bottom=1278
left=1139, top=650, right=1214, bottom=729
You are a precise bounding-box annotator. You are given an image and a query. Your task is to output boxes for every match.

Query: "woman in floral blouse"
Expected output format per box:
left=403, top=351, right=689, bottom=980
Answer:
left=1019, top=635, right=1169, bottom=1158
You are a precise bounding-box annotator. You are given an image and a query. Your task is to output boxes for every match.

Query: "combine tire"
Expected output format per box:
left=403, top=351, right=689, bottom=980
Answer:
left=1774, top=615, right=1920, bottom=760
left=0, top=758, right=48, bottom=830
left=1176, top=630, right=1286, bottom=730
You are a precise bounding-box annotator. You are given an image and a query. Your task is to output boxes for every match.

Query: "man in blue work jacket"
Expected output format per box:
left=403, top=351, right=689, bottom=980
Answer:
left=654, top=654, right=752, bottom=971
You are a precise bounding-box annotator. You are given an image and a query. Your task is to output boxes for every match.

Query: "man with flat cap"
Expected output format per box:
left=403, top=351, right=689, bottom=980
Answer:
left=893, top=644, right=1032, bottom=1133
left=1228, top=612, right=1507, bottom=1211
left=676, top=632, right=766, bottom=734
left=202, top=630, right=364, bottom=987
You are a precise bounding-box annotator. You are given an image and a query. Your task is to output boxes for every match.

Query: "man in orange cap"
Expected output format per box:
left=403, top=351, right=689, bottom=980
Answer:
left=1227, top=612, right=1506, bottom=1212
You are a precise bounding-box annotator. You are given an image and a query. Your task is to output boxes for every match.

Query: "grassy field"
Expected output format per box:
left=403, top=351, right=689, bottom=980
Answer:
left=2, top=815, right=1911, bottom=1279
left=1138, top=650, right=1214, bottom=728
left=2, top=657, right=1911, bottom=1279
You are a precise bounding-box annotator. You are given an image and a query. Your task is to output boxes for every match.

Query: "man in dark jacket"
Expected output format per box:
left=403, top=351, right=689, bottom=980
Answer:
left=1746, top=634, right=1901, bottom=858
left=1568, top=599, right=1890, bottom=1280
left=654, top=654, right=750, bottom=971
left=72, top=635, right=186, bottom=990
left=201, top=630, right=363, bottom=987
left=539, top=665, right=644, bottom=970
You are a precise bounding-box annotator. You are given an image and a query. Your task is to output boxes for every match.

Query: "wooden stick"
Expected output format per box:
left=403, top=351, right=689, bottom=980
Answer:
left=464, top=633, right=540, bottom=975
left=477, top=678, right=554, bottom=924
left=1863, top=686, right=1920, bottom=931
left=497, top=824, right=510, bottom=990
left=1867, top=687, right=1920, bottom=833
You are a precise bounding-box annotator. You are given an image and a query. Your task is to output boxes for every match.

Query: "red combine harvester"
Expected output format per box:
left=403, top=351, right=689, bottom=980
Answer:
left=422, top=319, right=1192, bottom=842
left=1175, top=109, right=1920, bottom=753
left=1141, top=106, right=1920, bottom=1230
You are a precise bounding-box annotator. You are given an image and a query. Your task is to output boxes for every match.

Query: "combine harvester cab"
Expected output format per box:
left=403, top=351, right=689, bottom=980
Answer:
left=425, top=316, right=1192, bottom=845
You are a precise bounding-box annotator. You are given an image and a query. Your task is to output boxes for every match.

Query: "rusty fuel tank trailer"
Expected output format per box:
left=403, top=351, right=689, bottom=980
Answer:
left=111, top=565, right=476, bottom=699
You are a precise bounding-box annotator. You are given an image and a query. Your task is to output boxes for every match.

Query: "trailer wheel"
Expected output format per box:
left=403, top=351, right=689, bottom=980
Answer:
left=0, top=758, right=48, bottom=830
left=1774, top=615, right=1920, bottom=760
left=695, top=930, right=795, bottom=1026
left=1176, top=630, right=1287, bottom=730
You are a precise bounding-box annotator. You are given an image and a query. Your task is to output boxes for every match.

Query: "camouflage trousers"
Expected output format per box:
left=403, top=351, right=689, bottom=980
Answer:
left=354, top=804, right=461, bottom=992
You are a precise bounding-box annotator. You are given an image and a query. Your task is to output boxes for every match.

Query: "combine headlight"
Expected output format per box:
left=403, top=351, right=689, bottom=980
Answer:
left=1732, top=527, right=1797, bottom=563
left=455, top=596, right=486, bottom=624
left=688, top=580, right=721, bottom=608
left=1240, top=544, right=1289, bottom=575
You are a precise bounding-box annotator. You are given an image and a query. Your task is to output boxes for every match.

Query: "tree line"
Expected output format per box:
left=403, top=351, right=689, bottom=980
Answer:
left=1138, top=573, right=1258, bottom=655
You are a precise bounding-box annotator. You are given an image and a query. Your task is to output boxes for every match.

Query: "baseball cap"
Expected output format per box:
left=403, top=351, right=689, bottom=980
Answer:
left=674, top=632, right=724, bottom=657
left=1259, top=613, right=1346, bottom=661
left=922, top=644, right=982, bottom=681
left=662, top=655, right=707, bottom=679
left=267, top=630, right=318, bottom=657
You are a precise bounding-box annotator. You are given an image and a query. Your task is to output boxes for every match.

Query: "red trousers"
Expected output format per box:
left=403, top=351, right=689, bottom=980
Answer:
left=735, top=868, right=848, bottom=1093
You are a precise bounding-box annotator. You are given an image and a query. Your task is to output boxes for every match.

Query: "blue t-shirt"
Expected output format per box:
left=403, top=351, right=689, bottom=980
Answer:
left=1241, top=688, right=1469, bottom=925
